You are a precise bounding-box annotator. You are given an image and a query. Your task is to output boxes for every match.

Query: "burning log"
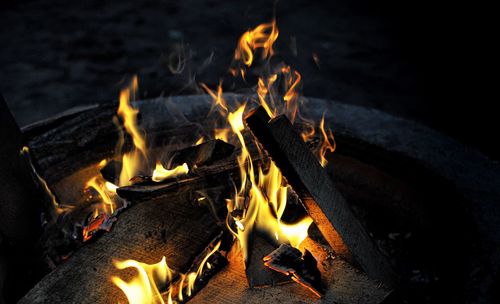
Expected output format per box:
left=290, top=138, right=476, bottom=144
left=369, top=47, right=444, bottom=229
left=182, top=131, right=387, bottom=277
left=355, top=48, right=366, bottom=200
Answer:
left=18, top=178, right=229, bottom=304
left=245, top=234, right=290, bottom=288
left=169, top=139, right=235, bottom=169
left=245, top=106, right=398, bottom=287
left=263, top=244, right=323, bottom=297
left=165, top=233, right=230, bottom=303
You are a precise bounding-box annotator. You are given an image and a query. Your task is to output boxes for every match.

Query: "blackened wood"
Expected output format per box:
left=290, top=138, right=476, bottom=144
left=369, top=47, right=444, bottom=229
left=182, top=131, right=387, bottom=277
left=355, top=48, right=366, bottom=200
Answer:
left=245, top=106, right=397, bottom=287
left=25, top=102, right=204, bottom=184
left=169, top=139, right=235, bottom=168
left=19, top=179, right=227, bottom=304
left=167, top=234, right=229, bottom=303
left=245, top=234, right=290, bottom=288
left=263, top=244, right=323, bottom=297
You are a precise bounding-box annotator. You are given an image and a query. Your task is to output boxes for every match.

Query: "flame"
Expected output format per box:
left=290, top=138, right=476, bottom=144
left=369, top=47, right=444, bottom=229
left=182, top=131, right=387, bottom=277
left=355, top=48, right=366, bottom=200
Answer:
left=257, top=77, right=275, bottom=118
left=200, top=81, right=228, bottom=113
left=111, top=256, right=173, bottom=304
left=282, top=67, right=301, bottom=123
left=112, top=241, right=220, bottom=303
left=151, top=163, right=189, bottom=183
left=226, top=105, right=313, bottom=261
left=20, top=146, right=69, bottom=216
left=214, top=128, right=230, bottom=142
left=117, top=75, right=147, bottom=158
left=85, top=176, right=116, bottom=214
left=319, top=115, right=336, bottom=167
left=117, top=76, right=149, bottom=187
left=234, top=20, right=279, bottom=67
left=194, top=136, right=205, bottom=146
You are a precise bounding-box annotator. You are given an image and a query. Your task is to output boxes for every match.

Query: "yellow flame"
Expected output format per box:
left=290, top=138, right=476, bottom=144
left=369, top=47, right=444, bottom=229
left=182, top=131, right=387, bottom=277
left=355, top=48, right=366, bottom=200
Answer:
left=112, top=241, right=221, bottom=303
left=194, top=136, right=205, bottom=146
left=85, top=176, right=116, bottom=214
left=226, top=105, right=312, bottom=261
left=214, top=128, right=230, bottom=142
left=234, top=20, right=279, bottom=67
left=118, top=76, right=147, bottom=158
left=111, top=256, right=173, bottom=304
left=152, top=163, right=189, bottom=183
left=116, top=76, right=149, bottom=187
left=319, top=115, right=336, bottom=167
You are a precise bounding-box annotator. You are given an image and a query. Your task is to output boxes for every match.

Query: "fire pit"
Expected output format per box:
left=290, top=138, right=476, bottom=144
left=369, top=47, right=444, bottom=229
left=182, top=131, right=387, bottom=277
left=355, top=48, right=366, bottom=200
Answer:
left=1, top=19, right=499, bottom=304
left=5, top=92, right=493, bottom=303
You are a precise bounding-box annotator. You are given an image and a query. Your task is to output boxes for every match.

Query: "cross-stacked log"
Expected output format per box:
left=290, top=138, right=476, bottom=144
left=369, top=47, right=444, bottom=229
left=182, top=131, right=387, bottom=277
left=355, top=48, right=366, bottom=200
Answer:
left=245, top=106, right=398, bottom=287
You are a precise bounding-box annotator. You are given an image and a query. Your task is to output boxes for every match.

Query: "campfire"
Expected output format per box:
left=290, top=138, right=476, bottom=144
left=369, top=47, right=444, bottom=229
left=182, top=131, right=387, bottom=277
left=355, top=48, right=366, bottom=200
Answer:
left=6, top=19, right=400, bottom=304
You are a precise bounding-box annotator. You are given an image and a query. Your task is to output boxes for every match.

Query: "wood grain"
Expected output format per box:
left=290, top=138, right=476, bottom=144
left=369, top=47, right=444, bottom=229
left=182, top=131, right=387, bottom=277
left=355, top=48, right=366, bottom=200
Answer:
left=245, top=106, right=397, bottom=287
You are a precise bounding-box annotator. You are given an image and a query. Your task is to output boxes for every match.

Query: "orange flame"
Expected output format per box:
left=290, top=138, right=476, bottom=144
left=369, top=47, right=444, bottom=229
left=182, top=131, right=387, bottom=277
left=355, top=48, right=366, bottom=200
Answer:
left=112, top=241, right=221, bottom=303
left=200, top=81, right=228, bottom=113
left=226, top=105, right=312, bottom=261
left=319, top=115, right=336, bottom=167
left=117, top=76, right=149, bottom=186
left=234, top=20, right=279, bottom=67
left=111, top=257, right=173, bottom=304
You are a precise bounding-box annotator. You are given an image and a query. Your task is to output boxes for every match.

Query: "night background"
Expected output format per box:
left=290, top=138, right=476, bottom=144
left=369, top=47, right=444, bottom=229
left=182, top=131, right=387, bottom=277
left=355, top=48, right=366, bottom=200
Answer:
left=0, top=0, right=495, bottom=158
left=0, top=0, right=498, bottom=303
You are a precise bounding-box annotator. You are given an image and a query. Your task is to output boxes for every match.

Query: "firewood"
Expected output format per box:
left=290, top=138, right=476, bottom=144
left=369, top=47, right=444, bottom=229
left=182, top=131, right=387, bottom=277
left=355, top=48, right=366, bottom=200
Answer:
left=166, top=233, right=230, bottom=303
left=116, top=156, right=254, bottom=202
left=263, top=244, right=323, bottom=297
left=19, top=178, right=229, bottom=304
left=245, top=106, right=398, bottom=288
left=100, top=160, right=122, bottom=183
left=169, top=139, right=235, bottom=169
left=245, top=234, right=290, bottom=288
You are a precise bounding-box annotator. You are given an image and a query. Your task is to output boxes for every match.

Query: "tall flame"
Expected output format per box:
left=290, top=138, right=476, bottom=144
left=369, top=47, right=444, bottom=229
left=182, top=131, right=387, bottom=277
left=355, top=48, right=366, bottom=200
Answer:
left=117, top=76, right=148, bottom=187
left=226, top=105, right=313, bottom=261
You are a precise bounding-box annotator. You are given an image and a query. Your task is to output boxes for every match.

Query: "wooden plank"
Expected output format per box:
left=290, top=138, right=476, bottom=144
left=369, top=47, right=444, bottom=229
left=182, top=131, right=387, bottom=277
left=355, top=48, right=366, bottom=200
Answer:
left=19, top=180, right=227, bottom=304
left=245, top=106, right=398, bottom=287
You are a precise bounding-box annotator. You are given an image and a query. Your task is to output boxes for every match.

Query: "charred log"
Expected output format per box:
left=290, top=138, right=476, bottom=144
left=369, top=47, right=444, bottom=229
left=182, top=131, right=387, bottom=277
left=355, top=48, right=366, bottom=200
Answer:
left=169, top=139, right=235, bottom=169
left=263, top=244, right=323, bottom=297
left=245, top=106, right=398, bottom=288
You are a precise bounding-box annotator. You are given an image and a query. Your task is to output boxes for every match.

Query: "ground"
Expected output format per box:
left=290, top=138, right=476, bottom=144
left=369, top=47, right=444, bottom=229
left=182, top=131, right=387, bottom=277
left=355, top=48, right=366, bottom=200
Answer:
left=0, top=0, right=496, bottom=158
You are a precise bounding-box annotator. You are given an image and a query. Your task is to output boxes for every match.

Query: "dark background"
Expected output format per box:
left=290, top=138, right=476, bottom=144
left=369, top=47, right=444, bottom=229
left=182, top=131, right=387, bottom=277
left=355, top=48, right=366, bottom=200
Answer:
left=0, top=0, right=495, bottom=159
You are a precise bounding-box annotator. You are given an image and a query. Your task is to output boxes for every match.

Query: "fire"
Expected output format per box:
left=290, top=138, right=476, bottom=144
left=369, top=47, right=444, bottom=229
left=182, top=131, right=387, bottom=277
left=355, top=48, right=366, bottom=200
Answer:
left=117, top=76, right=148, bottom=187
left=226, top=105, right=313, bottom=261
left=111, top=257, right=173, bottom=304
left=319, top=115, right=336, bottom=167
left=85, top=176, right=116, bottom=214
left=112, top=242, right=221, bottom=303
left=151, top=163, right=189, bottom=182
left=234, top=20, right=278, bottom=67
left=200, top=81, right=228, bottom=113
left=104, top=18, right=336, bottom=302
